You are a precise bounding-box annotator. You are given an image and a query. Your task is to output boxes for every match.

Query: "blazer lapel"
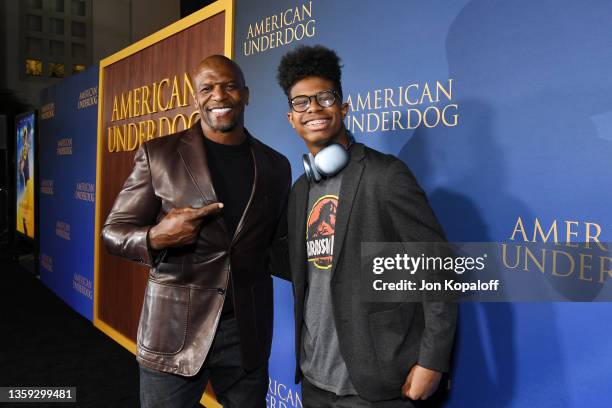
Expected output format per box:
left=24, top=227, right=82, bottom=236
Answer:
left=330, top=144, right=365, bottom=280
left=230, top=133, right=263, bottom=245
left=177, top=124, right=229, bottom=237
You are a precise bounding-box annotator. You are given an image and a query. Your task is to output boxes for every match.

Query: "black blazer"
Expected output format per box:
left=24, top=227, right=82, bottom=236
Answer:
left=285, top=143, right=457, bottom=401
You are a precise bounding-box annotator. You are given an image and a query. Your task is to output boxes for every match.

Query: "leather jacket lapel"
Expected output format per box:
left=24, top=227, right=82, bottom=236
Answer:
left=177, top=124, right=229, bottom=237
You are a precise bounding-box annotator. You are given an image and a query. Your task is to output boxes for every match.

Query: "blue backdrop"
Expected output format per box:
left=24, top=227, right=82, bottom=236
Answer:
left=39, top=67, right=99, bottom=321
left=234, top=1, right=612, bottom=407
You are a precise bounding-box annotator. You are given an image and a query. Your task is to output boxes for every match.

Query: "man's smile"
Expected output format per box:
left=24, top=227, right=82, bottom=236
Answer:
left=303, top=117, right=331, bottom=130
left=208, top=106, right=233, bottom=117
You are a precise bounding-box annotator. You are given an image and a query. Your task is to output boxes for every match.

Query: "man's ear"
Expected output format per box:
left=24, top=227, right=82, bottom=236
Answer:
left=287, top=112, right=296, bottom=129
left=244, top=86, right=250, bottom=105
left=341, top=102, right=349, bottom=119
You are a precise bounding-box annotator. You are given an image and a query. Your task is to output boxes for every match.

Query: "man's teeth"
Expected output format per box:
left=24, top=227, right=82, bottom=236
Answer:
left=211, top=108, right=231, bottom=113
left=306, top=119, right=329, bottom=126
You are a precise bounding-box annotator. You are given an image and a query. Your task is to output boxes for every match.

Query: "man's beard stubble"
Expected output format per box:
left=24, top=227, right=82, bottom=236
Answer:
left=204, top=111, right=238, bottom=133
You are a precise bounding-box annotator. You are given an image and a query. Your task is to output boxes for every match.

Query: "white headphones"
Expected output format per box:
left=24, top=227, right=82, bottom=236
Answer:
left=302, top=132, right=355, bottom=183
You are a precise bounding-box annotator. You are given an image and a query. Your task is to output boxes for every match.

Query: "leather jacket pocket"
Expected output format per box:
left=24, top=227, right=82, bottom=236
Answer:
left=137, top=280, right=190, bottom=355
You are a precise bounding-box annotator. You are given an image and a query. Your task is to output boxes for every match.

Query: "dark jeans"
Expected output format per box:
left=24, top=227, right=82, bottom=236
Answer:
left=139, top=317, right=268, bottom=408
left=301, top=379, right=417, bottom=408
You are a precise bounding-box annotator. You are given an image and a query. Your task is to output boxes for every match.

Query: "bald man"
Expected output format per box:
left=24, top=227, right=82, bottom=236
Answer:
left=102, top=56, right=291, bottom=408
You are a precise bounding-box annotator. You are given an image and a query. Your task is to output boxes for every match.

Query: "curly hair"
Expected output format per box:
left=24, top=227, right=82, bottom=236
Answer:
left=276, top=45, right=343, bottom=98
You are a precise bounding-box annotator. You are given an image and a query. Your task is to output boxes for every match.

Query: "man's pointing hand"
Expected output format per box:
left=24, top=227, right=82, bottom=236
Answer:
left=148, top=203, right=224, bottom=250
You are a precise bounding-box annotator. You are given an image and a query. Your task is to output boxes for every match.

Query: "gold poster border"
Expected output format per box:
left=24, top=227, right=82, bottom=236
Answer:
left=94, top=1, right=234, bottom=406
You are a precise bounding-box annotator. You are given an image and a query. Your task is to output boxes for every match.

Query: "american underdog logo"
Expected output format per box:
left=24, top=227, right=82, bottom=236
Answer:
left=56, top=221, right=71, bottom=240
left=57, top=138, right=72, bottom=155
left=40, top=254, right=53, bottom=272
left=267, top=377, right=302, bottom=408
left=73, top=273, right=93, bottom=300
left=41, top=102, right=54, bottom=120
left=106, top=73, right=198, bottom=152
left=503, top=216, right=611, bottom=285
left=243, top=1, right=315, bottom=56
left=41, top=179, right=54, bottom=195
left=75, top=182, right=95, bottom=202
left=78, top=86, right=97, bottom=110
left=344, top=79, right=459, bottom=134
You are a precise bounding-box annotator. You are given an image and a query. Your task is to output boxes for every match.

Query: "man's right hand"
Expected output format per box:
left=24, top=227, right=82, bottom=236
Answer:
left=148, top=203, right=223, bottom=250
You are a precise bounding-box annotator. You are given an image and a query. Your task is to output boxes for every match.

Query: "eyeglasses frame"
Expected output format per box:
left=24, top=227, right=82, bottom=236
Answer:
left=288, top=89, right=341, bottom=112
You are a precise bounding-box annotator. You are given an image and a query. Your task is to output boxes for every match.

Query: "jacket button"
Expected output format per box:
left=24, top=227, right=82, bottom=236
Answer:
left=217, top=288, right=225, bottom=295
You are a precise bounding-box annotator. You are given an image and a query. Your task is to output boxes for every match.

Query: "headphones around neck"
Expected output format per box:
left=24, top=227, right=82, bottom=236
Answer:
left=302, top=132, right=355, bottom=183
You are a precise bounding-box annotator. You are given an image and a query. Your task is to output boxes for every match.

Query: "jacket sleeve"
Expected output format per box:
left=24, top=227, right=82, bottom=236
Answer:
left=101, top=144, right=162, bottom=267
left=268, top=158, right=292, bottom=281
left=384, top=159, right=457, bottom=373
left=268, top=202, right=291, bottom=281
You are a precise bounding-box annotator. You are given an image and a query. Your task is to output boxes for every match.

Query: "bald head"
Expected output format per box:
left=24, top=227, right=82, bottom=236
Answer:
left=191, top=54, right=250, bottom=142
left=192, top=55, right=246, bottom=87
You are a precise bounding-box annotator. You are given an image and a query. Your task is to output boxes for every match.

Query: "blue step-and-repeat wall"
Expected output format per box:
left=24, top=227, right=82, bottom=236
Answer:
left=39, top=67, right=98, bottom=321
left=232, top=1, right=612, bottom=407
left=36, top=1, right=611, bottom=407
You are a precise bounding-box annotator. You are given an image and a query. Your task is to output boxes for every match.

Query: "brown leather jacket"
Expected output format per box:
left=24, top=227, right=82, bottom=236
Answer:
left=102, top=123, right=291, bottom=376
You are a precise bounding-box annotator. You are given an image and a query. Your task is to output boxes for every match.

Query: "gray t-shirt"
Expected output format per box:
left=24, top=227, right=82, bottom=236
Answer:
left=300, top=174, right=357, bottom=395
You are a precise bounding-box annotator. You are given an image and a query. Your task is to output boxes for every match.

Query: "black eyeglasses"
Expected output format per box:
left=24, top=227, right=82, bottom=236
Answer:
left=289, top=89, right=340, bottom=112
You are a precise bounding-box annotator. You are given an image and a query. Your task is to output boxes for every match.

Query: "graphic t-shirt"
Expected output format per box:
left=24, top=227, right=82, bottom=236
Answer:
left=301, top=174, right=357, bottom=395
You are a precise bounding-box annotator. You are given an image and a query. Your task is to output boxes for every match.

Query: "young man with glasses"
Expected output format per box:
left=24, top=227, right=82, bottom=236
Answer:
left=276, top=45, right=457, bottom=407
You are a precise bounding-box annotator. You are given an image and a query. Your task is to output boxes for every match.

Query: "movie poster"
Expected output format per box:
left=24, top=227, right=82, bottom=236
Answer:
left=16, top=112, right=35, bottom=239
